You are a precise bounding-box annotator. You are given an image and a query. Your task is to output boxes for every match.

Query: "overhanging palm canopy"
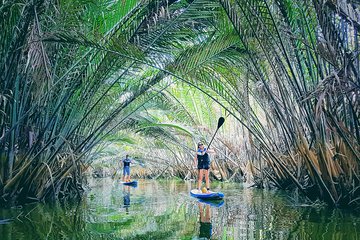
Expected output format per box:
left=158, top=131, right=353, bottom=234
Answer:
left=0, top=0, right=359, bottom=206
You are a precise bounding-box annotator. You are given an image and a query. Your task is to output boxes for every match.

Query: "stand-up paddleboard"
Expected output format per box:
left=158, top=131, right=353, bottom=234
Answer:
left=190, top=189, right=224, bottom=200
left=121, top=180, right=138, bottom=186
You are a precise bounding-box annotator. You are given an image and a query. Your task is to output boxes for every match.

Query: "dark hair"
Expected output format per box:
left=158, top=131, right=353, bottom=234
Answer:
left=197, top=142, right=203, bottom=147
left=126, top=154, right=129, bottom=158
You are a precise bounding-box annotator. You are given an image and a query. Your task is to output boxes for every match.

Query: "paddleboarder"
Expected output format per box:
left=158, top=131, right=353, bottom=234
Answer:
left=122, top=154, right=133, bottom=182
left=194, top=142, right=215, bottom=193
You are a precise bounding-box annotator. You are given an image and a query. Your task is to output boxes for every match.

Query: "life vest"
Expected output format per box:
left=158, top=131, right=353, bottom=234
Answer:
left=197, top=147, right=209, bottom=162
left=123, top=158, right=131, bottom=167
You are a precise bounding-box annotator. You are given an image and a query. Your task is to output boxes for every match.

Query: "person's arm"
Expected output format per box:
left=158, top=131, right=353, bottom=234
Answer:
left=206, top=148, right=215, bottom=154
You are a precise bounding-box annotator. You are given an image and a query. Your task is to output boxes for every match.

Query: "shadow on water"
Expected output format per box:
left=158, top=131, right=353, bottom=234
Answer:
left=0, top=178, right=360, bottom=239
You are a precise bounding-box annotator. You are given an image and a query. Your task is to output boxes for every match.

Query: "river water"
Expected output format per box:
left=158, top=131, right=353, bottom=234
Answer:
left=0, top=178, right=359, bottom=239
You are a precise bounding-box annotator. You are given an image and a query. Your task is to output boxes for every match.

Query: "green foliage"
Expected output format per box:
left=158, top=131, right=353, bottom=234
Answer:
left=0, top=0, right=359, bottom=208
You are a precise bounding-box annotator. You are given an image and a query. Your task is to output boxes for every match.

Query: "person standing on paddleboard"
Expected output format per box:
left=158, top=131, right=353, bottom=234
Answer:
left=194, top=142, right=215, bottom=193
left=122, top=155, right=133, bottom=182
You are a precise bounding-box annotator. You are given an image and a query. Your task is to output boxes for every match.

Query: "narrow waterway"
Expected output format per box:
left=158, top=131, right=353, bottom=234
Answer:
left=0, top=178, right=359, bottom=239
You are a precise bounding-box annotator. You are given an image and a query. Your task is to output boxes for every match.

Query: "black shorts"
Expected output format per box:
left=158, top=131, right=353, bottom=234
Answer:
left=198, top=160, right=210, bottom=170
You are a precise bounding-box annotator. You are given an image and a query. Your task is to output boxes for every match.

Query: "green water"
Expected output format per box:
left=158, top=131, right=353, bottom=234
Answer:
left=0, top=178, right=359, bottom=239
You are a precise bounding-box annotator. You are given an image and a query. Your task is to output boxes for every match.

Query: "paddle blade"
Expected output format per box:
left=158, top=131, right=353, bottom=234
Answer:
left=207, top=117, right=225, bottom=149
left=217, top=117, right=225, bottom=129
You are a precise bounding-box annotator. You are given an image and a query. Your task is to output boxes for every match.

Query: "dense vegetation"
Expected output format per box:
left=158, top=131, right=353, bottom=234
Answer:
left=1, top=0, right=359, bottom=207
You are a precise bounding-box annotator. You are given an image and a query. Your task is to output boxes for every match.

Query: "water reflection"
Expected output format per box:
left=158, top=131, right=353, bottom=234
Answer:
left=198, top=202, right=212, bottom=239
left=123, top=186, right=131, bottom=207
left=122, top=185, right=136, bottom=214
left=0, top=179, right=359, bottom=240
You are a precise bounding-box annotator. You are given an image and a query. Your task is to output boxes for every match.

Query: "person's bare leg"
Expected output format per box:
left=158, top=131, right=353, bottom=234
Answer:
left=197, top=169, right=203, bottom=190
left=205, top=169, right=210, bottom=191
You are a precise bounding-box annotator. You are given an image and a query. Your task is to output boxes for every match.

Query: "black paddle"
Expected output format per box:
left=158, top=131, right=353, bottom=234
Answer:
left=207, top=117, right=225, bottom=149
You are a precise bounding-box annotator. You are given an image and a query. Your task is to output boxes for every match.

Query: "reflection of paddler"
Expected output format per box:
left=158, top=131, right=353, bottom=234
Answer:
left=198, top=202, right=212, bottom=239
left=123, top=186, right=131, bottom=212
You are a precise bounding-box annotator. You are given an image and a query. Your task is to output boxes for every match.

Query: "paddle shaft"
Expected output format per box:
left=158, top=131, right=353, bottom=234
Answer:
left=207, top=128, right=219, bottom=149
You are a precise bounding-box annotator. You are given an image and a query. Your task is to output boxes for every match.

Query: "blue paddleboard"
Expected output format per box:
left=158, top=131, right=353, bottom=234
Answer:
left=122, top=180, right=138, bottom=186
left=190, top=189, right=224, bottom=200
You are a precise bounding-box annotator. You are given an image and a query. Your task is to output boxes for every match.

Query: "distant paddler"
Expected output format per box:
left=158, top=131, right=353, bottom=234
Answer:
left=122, top=154, right=133, bottom=182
